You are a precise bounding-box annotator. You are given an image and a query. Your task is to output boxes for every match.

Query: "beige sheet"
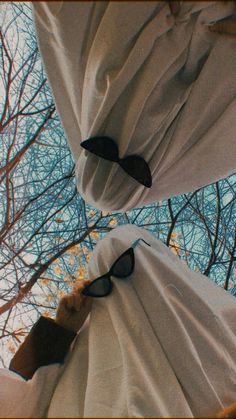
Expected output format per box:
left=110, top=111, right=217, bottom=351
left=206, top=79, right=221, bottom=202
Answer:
left=32, top=1, right=236, bottom=211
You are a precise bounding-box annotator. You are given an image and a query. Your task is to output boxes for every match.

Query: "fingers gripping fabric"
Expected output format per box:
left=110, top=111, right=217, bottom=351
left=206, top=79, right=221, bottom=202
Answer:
left=32, top=1, right=236, bottom=211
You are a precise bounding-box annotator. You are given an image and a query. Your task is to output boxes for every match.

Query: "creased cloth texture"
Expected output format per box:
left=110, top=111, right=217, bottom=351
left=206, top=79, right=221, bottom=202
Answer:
left=32, top=1, right=236, bottom=211
left=0, top=364, right=63, bottom=418
left=47, top=225, right=236, bottom=418
left=0, top=224, right=236, bottom=417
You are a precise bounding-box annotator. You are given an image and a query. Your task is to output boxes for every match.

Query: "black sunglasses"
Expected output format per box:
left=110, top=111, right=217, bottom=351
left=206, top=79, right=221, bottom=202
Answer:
left=82, top=238, right=151, bottom=298
left=80, top=136, right=152, bottom=188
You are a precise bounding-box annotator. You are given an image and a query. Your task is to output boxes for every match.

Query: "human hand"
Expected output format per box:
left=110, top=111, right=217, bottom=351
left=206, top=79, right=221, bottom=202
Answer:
left=168, top=1, right=181, bottom=17
left=215, top=402, right=236, bottom=418
left=168, top=1, right=236, bottom=36
left=56, top=280, right=92, bottom=333
left=209, top=18, right=236, bottom=37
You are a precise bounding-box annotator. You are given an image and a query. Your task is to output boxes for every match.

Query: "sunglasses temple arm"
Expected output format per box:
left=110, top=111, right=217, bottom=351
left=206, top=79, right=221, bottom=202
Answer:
left=132, top=238, right=151, bottom=249
left=141, top=239, right=151, bottom=246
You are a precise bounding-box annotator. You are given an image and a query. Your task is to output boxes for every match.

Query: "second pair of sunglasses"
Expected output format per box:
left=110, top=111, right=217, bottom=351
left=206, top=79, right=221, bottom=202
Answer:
left=82, top=238, right=151, bottom=298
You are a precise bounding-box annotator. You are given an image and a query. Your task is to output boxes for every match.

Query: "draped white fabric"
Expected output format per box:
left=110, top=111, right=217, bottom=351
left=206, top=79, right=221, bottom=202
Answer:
left=0, top=364, right=62, bottom=418
left=1, top=225, right=236, bottom=417
left=32, top=1, right=236, bottom=211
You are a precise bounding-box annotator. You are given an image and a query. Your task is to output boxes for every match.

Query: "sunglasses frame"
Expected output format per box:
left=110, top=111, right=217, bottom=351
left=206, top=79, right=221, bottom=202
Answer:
left=82, top=238, right=151, bottom=298
left=80, top=136, right=152, bottom=188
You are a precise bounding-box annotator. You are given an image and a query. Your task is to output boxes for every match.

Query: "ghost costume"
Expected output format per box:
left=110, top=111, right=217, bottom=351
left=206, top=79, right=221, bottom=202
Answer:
left=31, top=1, right=236, bottom=211
left=0, top=224, right=236, bottom=418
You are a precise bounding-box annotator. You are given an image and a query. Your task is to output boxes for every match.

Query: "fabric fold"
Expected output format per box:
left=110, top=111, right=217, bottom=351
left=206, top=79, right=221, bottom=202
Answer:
left=32, top=1, right=236, bottom=211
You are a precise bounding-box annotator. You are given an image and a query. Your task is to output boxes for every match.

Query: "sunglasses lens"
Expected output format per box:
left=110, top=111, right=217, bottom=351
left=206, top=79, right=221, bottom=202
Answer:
left=80, top=136, right=119, bottom=162
left=112, top=252, right=133, bottom=278
left=120, top=155, right=152, bottom=188
left=83, top=276, right=111, bottom=297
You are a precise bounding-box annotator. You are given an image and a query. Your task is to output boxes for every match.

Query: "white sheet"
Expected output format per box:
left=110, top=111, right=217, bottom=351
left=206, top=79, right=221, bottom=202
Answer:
left=0, top=364, right=62, bottom=418
left=2, top=225, right=235, bottom=417
left=32, top=1, right=236, bottom=211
